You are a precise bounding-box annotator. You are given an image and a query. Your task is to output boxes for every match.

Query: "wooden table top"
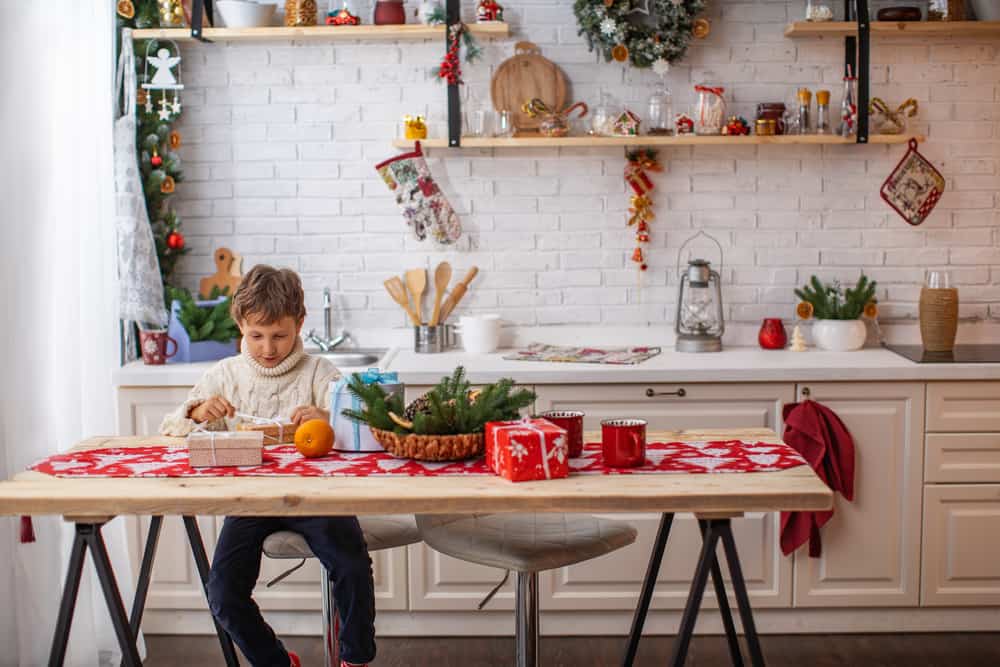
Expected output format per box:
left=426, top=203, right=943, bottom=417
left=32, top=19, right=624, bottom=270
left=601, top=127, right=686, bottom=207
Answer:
left=0, top=429, right=832, bottom=518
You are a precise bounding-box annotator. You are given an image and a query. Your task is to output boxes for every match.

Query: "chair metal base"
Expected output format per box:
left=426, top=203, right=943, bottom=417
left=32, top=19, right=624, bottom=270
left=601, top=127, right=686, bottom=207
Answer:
left=623, top=514, right=766, bottom=667
left=515, top=571, right=539, bottom=667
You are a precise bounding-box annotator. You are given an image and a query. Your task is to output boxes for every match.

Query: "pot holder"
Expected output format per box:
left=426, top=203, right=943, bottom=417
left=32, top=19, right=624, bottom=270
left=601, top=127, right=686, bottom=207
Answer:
left=880, top=138, right=945, bottom=226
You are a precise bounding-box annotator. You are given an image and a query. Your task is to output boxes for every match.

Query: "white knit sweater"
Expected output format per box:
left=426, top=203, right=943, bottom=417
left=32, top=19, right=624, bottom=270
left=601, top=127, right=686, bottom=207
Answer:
left=159, top=338, right=341, bottom=436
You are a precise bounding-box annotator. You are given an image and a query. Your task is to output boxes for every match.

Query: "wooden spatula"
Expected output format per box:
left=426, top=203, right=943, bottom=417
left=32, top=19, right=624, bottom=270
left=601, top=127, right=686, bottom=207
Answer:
left=439, top=266, right=479, bottom=322
left=384, top=276, right=421, bottom=326
left=405, top=268, right=428, bottom=325
left=429, top=261, right=453, bottom=326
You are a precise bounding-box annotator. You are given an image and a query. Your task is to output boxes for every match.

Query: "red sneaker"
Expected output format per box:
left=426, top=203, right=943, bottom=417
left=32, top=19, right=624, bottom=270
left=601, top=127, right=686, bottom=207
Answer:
left=288, top=651, right=302, bottom=667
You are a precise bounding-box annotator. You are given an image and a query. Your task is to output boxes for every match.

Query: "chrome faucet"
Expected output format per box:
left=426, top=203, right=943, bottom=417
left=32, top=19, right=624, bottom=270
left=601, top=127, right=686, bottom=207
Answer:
left=306, top=287, right=348, bottom=352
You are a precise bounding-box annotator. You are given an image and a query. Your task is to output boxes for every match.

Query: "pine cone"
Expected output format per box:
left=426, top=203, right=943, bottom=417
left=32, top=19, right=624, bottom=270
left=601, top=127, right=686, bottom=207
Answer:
left=403, top=394, right=433, bottom=422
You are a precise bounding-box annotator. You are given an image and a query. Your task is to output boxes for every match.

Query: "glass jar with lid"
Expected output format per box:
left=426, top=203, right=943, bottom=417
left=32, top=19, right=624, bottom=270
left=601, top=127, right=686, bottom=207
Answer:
left=647, top=83, right=673, bottom=135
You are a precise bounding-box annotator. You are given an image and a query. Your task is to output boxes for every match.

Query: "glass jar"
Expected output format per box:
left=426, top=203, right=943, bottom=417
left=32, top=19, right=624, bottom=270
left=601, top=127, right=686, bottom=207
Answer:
left=694, top=84, right=725, bottom=135
left=756, top=102, right=786, bottom=135
left=647, top=84, right=674, bottom=135
left=805, top=0, right=834, bottom=21
left=590, top=93, right=616, bottom=136
left=285, top=0, right=318, bottom=26
left=815, top=89, right=832, bottom=134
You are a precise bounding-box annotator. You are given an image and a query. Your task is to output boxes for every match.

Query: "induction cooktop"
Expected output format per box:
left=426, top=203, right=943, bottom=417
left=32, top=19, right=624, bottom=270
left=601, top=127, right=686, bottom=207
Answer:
left=883, top=344, right=1000, bottom=364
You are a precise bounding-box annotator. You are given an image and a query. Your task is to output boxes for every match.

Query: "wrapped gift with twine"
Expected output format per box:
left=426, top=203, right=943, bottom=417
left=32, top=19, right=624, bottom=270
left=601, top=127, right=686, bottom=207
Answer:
left=187, top=430, right=263, bottom=467
left=485, top=418, right=569, bottom=482
left=235, top=413, right=297, bottom=444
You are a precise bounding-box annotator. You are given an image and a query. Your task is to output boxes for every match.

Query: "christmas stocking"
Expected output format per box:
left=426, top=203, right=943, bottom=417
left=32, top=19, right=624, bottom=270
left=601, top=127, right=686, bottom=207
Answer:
left=375, top=142, right=462, bottom=245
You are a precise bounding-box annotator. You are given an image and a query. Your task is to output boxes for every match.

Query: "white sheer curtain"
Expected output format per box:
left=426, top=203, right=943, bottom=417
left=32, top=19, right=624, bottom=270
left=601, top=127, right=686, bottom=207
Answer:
left=1, top=2, right=141, bottom=665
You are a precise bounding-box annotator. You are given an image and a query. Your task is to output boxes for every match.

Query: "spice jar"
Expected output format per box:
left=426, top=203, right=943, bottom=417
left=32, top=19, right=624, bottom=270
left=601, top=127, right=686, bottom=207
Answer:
left=756, top=102, right=786, bottom=135
left=694, top=84, right=725, bottom=135
left=755, top=118, right=777, bottom=136
left=815, top=89, right=832, bottom=134
left=285, top=0, right=318, bottom=26
left=796, top=88, right=812, bottom=135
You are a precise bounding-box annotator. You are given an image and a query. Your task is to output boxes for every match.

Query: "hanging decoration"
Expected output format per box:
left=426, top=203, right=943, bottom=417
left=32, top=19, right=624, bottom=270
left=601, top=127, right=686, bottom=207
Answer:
left=433, top=22, right=482, bottom=85
left=880, top=138, right=945, bottom=226
left=117, top=0, right=136, bottom=20
left=624, top=148, right=663, bottom=276
left=142, top=40, right=184, bottom=121
left=573, top=0, right=706, bottom=69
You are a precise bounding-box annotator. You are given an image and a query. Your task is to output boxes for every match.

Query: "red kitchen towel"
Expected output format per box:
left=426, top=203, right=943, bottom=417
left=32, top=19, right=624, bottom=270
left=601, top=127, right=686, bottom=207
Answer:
left=780, top=400, right=856, bottom=557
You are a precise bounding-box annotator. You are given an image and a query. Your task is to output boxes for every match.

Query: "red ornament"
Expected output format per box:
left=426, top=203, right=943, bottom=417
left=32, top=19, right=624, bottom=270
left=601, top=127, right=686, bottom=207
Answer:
left=166, top=231, right=185, bottom=250
left=151, top=153, right=163, bottom=167
left=758, top=318, right=788, bottom=350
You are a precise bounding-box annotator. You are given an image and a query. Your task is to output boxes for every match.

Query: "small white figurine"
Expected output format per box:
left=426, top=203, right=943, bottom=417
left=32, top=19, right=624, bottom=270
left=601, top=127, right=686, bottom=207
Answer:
left=147, top=48, right=181, bottom=88
left=790, top=325, right=808, bottom=352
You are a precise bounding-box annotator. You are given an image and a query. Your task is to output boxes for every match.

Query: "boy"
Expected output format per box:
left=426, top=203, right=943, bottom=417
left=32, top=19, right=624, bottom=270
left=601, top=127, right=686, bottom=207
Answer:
left=161, top=265, right=375, bottom=667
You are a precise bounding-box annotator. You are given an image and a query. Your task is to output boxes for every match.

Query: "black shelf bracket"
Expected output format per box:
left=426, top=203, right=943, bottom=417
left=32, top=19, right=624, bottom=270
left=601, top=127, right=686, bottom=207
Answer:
left=190, top=0, right=215, bottom=43
left=446, top=0, right=462, bottom=148
left=855, top=0, right=870, bottom=144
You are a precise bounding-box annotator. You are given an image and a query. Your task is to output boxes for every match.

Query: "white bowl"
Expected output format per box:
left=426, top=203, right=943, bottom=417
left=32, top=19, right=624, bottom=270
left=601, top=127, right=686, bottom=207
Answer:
left=216, top=1, right=276, bottom=28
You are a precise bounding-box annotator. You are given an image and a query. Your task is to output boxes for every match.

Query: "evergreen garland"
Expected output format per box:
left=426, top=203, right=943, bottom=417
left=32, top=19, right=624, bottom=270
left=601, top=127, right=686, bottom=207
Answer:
left=573, top=0, right=706, bottom=69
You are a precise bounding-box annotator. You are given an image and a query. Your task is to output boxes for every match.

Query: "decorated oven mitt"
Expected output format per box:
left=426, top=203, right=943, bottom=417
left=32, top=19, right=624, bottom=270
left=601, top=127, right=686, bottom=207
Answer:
left=375, top=141, right=462, bottom=244
left=880, top=138, right=945, bottom=226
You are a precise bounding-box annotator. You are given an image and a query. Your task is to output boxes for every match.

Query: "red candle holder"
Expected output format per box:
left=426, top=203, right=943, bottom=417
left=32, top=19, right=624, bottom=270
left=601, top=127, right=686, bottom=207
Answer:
left=758, top=318, right=788, bottom=350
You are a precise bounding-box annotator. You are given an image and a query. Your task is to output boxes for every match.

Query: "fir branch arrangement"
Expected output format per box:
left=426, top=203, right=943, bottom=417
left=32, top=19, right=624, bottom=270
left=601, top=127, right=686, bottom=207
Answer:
left=795, top=274, right=878, bottom=321
left=341, top=367, right=536, bottom=436
left=167, top=287, right=241, bottom=343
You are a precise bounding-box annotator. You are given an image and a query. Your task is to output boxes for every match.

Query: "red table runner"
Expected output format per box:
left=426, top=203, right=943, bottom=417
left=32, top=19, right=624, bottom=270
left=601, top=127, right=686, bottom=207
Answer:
left=30, top=440, right=805, bottom=478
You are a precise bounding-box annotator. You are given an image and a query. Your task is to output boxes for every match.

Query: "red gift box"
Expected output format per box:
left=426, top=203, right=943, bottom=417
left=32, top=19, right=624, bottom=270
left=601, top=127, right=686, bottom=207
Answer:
left=484, top=418, right=569, bottom=482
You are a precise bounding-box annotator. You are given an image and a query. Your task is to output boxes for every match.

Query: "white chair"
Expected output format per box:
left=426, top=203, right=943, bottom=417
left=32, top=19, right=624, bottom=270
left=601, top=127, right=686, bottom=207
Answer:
left=263, top=515, right=421, bottom=666
left=416, top=513, right=638, bottom=667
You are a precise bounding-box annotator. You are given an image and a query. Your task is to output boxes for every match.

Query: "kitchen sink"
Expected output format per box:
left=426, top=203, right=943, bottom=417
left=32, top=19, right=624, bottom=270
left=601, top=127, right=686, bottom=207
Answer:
left=307, top=347, right=387, bottom=368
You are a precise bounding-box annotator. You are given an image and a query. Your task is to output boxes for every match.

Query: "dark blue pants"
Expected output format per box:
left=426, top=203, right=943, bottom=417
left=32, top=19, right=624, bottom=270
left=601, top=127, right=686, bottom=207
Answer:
left=206, top=516, right=376, bottom=666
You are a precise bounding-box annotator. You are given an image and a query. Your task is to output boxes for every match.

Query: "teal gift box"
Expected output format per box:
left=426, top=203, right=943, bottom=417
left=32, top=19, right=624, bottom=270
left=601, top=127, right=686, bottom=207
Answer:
left=330, top=369, right=403, bottom=453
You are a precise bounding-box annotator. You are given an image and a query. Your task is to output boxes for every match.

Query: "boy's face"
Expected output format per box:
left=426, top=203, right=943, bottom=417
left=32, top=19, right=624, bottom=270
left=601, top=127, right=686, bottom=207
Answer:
left=239, top=315, right=303, bottom=368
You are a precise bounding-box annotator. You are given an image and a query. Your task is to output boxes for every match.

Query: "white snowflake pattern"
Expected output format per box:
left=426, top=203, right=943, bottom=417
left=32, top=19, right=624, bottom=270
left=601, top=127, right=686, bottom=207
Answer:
left=652, top=58, right=671, bottom=77
left=548, top=435, right=568, bottom=464
left=600, top=17, right=619, bottom=37
left=508, top=439, right=530, bottom=460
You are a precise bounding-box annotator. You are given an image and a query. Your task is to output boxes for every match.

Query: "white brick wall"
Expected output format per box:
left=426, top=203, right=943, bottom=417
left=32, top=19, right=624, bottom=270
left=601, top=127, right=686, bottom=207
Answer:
left=172, top=0, right=1000, bottom=334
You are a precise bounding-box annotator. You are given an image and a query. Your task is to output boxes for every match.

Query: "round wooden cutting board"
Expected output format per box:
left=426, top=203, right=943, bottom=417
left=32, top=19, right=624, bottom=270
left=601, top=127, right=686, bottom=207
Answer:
left=490, top=41, right=568, bottom=132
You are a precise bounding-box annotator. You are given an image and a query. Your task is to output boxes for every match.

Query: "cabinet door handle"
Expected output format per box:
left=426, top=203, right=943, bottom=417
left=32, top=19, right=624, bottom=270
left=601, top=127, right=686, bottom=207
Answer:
left=645, top=388, right=686, bottom=398
left=800, top=386, right=811, bottom=399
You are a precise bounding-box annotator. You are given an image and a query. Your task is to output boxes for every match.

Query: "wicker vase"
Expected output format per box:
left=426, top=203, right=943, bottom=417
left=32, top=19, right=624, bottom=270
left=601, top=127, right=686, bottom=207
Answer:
left=284, top=0, right=318, bottom=26
left=919, top=287, right=959, bottom=353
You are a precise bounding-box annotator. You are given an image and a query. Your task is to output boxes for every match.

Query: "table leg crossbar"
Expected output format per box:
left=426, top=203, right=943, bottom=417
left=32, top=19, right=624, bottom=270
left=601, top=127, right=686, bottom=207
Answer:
left=49, top=517, right=239, bottom=667
left=623, top=514, right=765, bottom=667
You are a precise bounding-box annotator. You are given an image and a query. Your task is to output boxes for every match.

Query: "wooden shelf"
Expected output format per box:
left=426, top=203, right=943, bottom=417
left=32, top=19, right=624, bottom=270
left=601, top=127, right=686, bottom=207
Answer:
left=394, top=134, right=925, bottom=149
left=785, top=20, right=1000, bottom=38
left=132, top=22, right=510, bottom=42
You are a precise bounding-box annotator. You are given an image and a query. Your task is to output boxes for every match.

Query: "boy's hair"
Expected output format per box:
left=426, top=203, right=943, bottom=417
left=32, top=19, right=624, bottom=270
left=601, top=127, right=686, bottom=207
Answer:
left=230, top=265, right=306, bottom=325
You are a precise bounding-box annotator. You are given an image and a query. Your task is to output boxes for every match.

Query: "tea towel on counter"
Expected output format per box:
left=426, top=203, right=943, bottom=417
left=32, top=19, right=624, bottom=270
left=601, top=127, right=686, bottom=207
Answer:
left=114, top=28, right=167, bottom=327
left=375, top=141, right=462, bottom=245
left=779, top=399, right=856, bottom=558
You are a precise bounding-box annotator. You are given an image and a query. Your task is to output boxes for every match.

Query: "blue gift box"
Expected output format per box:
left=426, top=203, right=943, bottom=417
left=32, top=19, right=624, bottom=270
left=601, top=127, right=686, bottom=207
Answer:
left=330, top=369, right=403, bottom=452
left=166, top=298, right=239, bottom=364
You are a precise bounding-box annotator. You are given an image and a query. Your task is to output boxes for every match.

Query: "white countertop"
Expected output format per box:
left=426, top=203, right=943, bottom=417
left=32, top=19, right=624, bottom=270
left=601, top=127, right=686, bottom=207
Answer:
left=114, top=345, right=1000, bottom=387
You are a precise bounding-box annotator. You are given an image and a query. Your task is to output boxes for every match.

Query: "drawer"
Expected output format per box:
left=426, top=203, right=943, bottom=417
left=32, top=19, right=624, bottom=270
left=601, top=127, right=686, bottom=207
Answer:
left=927, top=382, right=1000, bottom=432
left=926, top=433, right=1000, bottom=483
left=921, top=484, right=1000, bottom=607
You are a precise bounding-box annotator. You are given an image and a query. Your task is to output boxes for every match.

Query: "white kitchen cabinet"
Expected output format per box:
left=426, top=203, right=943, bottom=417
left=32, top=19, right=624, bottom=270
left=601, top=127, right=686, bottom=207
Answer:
left=408, top=382, right=796, bottom=611
left=116, top=386, right=409, bottom=634
left=791, top=382, right=924, bottom=608
left=922, top=484, right=1000, bottom=606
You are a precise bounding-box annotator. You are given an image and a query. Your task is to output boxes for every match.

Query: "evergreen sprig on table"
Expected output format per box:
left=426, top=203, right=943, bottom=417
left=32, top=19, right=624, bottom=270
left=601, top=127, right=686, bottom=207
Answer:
left=795, top=274, right=877, bottom=320
left=341, top=367, right=536, bottom=436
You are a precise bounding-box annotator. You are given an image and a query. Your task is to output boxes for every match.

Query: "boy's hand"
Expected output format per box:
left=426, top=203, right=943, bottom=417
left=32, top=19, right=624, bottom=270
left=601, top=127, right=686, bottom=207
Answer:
left=189, top=396, right=235, bottom=423
left=291, top=406, right=329, bottom=426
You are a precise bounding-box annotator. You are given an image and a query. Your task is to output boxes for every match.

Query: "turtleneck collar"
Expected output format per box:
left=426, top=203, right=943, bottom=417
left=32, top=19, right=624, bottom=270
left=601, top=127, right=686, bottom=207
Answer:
left=240, top=336, right=305, bottom=378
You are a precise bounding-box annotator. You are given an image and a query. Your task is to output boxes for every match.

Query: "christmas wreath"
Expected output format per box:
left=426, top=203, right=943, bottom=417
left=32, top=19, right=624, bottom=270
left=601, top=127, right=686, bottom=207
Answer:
left=573, top=0, right=706, bottom=69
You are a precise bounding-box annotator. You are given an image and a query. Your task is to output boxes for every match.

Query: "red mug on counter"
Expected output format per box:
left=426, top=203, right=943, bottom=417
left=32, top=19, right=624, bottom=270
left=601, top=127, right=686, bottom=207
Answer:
left=139, top=329, right=177, bottom=365
left=540, top=410, right=585, bottom=457
left=601, top=418, right=647, bottom=468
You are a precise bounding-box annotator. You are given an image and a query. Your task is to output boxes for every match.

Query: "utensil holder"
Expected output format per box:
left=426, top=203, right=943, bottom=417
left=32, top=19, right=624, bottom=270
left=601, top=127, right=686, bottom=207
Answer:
left=414, top=324, right=456, bottom=354
left=919, top=287, right=959, bottom=353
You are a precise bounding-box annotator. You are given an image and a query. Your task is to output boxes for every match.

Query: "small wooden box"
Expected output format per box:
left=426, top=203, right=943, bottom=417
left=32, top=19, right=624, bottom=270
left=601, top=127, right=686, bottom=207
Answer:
left=236, top=421, right=298, bottom=444
left=187, top=430, right=264, bottom=467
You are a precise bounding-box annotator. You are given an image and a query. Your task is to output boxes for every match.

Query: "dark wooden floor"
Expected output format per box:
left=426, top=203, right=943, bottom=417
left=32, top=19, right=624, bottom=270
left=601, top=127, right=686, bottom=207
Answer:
left=145, top=633, right=1000, bottom=666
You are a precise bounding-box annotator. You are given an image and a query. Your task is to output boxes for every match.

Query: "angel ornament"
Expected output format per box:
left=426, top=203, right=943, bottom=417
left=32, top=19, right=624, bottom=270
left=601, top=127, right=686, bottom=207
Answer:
left=142, top=41, right=184, bottom=121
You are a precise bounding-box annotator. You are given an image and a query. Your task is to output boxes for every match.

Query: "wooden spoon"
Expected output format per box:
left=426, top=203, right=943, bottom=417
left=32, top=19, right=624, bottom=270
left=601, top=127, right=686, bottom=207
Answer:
left=439, top=266, right=479, bottom=322
left=429, top=261, right=453, bottom=326
left=384, top=277, right=421, bottom=326
left=404, top=268, right=427, bottom=325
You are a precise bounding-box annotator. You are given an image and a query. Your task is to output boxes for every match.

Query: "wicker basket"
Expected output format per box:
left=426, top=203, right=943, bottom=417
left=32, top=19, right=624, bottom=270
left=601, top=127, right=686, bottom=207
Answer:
left=370, top=428, right=484, bottom=462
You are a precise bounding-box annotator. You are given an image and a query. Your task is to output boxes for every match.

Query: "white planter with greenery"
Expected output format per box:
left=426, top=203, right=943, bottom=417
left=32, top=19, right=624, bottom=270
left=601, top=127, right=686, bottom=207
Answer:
left=795, top=274, right=877, bottom=353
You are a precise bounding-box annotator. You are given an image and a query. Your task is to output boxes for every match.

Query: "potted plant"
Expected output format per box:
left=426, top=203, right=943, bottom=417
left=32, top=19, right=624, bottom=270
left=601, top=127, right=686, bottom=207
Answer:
left=341, top=366, right=536, bottom=461
left=795, top=274, right=878, bottom=352
left=165, top=287, right=241, bottom=363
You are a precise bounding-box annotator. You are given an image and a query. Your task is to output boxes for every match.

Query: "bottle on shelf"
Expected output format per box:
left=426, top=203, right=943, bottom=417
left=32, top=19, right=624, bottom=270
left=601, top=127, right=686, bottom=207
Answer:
left=815, top=89, right=832, bottom=134
left=796, top=88, right=812, bottom=135
left=839, top=69, right=858, bottom=137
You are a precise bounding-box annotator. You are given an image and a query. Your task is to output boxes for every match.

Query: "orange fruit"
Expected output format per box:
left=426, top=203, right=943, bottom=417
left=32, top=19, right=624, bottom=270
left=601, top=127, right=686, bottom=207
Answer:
left=864, top=301, right=879, bottom=319
left=295, top=419, right=334, bottom=458
left=796, top=301, right=814, bottom=320
left=611, top=44, right=629, bottom=63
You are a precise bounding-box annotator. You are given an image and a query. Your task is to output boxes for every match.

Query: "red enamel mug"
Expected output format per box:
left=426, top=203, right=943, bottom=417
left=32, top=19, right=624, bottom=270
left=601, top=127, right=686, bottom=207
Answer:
left=601, top=418, right=647, bottom=468
left=139, top=329, right=178, bottom=365
left=540, top=411, right=585, bottom=457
